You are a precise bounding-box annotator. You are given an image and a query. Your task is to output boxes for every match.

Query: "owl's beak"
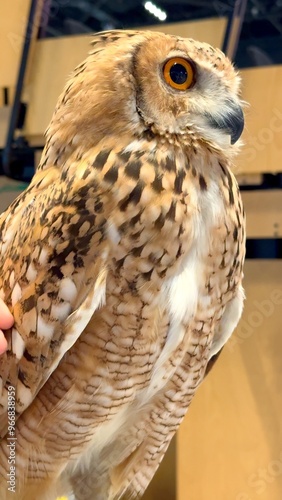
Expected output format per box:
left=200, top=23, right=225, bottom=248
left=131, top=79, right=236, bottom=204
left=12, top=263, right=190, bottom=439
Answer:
left=207, top=102, right=244, bottom=145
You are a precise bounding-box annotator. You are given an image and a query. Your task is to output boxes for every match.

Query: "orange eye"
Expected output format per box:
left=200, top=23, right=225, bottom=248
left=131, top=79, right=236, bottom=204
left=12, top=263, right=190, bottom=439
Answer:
left=163, top=57, right=195, bottom=91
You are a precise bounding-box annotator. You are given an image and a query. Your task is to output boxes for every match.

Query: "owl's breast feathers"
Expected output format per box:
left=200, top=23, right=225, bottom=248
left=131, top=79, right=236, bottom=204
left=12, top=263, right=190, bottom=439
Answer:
left=0, top=136, right=244, bottom=422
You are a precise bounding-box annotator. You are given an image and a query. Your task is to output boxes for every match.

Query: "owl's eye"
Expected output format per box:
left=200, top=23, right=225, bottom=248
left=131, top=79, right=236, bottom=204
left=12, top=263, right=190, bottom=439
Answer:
left=163, top=57, right=195, bottom=91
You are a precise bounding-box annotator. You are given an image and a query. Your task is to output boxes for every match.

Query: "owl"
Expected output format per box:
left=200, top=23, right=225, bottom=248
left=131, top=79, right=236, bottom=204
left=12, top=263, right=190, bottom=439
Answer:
left=0, top=30, right=245, bottom=500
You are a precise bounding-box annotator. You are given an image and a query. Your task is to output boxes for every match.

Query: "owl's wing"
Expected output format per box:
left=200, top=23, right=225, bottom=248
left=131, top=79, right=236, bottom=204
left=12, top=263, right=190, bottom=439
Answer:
left=0, top=157, right=111, bottom=437
left=204, top=347, right=224, bottom=376
left=205, top=284, right=245, bottom=376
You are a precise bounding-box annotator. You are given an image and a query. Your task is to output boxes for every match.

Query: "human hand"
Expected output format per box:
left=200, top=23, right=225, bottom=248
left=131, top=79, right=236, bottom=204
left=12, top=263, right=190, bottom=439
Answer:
left=0, top=299, right=14, bottom=354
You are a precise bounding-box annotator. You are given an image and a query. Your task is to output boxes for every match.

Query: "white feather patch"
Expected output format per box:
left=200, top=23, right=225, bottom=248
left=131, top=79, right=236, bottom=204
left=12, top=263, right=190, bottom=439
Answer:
left=1, top=225, right=16, bottom=253
left=143, top=188, right=224, bottom=402
left=106, top=221, right=121, bottom=245
left=143, top=248, right=199, bottom=400
left=11, top=282, right=22, bottom=306
left=51, top=302, right=72, bottom=322
left=38, top=247, right=49, bottom=266
left=9, top=270, right=15, bottom=289
left=59, top=278, right=77, bottom=302
left=37, top=315, right=55, bottom=341
left=26, top=262, right=37, bottom=282
left=12, top=328, right=25, bottom=359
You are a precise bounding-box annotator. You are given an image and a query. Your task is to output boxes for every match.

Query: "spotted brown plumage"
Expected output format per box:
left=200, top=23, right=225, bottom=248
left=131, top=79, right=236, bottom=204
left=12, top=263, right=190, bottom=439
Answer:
left=0, top=30, right=245, bottom=499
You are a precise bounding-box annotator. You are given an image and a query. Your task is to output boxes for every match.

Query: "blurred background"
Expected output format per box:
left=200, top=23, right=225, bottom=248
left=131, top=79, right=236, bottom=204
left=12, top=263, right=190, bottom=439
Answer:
left=0, top=1, right=281, bottom=499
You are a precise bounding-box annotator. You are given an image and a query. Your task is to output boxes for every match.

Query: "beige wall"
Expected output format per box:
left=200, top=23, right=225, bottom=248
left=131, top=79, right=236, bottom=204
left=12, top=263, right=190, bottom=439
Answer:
left=242, top=190, right=282, bottom=238
left=0, top=0, right=31, bottom=145
left=23, top=34, right=91, bottom=138
left=237, top=65, right=282, bottom=174
left=0, top=0, right=31, bottom=89
left=140, top=17, right=227, bottom=42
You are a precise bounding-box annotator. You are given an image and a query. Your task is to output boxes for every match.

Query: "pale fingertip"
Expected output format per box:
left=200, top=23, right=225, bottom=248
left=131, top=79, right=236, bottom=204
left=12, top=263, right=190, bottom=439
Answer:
left=0, top=331, right=8, bottom=355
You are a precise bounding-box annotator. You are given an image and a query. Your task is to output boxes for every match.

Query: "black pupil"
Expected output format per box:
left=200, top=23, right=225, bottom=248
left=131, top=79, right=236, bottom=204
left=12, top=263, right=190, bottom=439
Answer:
left=169, top=63, right=188, bottom=85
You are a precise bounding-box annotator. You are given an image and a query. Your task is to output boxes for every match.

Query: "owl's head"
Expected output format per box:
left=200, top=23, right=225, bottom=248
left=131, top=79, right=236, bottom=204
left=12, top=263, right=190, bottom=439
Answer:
left=51, top=30, right=244, bottom=154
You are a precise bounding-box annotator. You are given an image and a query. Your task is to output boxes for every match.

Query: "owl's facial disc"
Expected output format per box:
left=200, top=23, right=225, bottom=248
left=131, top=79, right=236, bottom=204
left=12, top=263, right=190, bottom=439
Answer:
left=205, top=101, right=244, bottom=144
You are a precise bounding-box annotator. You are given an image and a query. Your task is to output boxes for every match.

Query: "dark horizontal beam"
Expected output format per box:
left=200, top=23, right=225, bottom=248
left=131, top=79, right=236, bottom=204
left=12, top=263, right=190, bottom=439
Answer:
left=246, top=239, right=282, bottom=259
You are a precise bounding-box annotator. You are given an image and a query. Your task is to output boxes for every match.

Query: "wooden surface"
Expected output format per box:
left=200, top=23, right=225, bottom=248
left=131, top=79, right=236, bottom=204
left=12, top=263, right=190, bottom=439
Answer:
left=237, top=174, right=263, bottom=186
left=23, top=35, right=91, bottom=137
left=23, top=18, right=227, bottom=140
left=177, top=260, right=282, bottom=500
left=237, top=65, right=282, bottom=174
left=143, top=17, right=227, bottom=45
left=242, top=190, right=282, bottom=238
left=0, top=107, right=11, bottom=148
left=0, top=0, right=31, bottom=88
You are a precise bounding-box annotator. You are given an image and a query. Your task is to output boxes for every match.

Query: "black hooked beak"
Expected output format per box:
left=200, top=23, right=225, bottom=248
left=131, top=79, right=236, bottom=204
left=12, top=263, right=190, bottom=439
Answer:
left=207, top=101, right=244, bottom=145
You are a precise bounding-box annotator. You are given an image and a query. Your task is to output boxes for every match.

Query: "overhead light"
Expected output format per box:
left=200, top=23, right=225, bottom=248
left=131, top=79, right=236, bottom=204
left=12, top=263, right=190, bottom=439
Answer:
left=251, top=6, right=259, bottom=16
left=144, top=1, right=167, bottom=22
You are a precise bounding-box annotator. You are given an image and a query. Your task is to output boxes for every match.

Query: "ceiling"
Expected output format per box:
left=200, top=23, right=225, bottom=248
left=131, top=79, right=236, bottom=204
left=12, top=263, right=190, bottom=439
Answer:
left=40, top=0, right=282, bottom=68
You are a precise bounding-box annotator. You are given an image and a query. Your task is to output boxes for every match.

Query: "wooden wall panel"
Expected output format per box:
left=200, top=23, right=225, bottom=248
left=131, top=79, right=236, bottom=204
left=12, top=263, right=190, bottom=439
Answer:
left=23, top=35, right=91, bottom=137
left=24, top=18, right=227, bottom=141
left=177, top=260, right=282, bottom=500
left=142, top=18, right=227, bottom=45
left=237, top=66, right=282, bottom=174
left=0, top=107, right=11, bottom=148
left=0, top=0, right=31, bottom=87
left=242, top=190, right=282, bottom=238
left=0, top=0, right=42, bottom=152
